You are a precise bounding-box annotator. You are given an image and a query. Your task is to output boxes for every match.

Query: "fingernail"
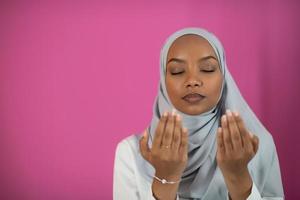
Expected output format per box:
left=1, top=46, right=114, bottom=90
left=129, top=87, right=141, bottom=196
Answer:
left=226, top=109, right=232, bottom=116
left=222, top=115, right=226, bottom=122
left=233, top=111, right=239, bottom=117
left=143, top=130, right=147, bottom=137
left=249, top=132, right=254, bottom=138
left=172, top=108, right=176, bottom=116
left=163, top=112, right=168, bottom=117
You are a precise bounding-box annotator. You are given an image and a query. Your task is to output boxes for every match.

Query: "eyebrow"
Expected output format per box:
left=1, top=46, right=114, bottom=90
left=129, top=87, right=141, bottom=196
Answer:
left=167, top=55, right=218, bottom=64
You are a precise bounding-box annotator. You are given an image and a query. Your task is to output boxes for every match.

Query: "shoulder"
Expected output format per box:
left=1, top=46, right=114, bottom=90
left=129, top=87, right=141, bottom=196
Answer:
left=116, top=134, right=142, bottom=151
left=256, top=129, right=277, bottom=159
left=114, top=134, right=154, bottom=180
left=115, top=134, right=143, bottom=160
left=250, top=129, right=278, bottom=174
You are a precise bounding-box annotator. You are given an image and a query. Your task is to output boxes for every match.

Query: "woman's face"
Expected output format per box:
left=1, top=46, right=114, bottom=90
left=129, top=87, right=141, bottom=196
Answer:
left=165, top=34, right=223, bottom=115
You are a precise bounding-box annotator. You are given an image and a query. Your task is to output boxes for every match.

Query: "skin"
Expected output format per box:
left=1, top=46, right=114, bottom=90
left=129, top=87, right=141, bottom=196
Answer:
left=139, top=34, right=259, bottom=200
left=165, top=34, right=223, bottom=115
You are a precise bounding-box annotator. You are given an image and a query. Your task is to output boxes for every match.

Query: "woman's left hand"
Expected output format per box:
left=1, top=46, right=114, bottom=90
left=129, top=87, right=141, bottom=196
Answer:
left=216, top=109, right=259, bottom=200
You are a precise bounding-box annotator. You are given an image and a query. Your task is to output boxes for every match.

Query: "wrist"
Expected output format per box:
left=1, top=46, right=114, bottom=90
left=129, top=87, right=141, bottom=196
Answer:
left=224, top=169, right=253, bottom=200
left=154, top=175, right=181, bottom=184
left=223, top=167, right=249, bottom=183
left=152, top=178, right=179, bottom=200
left=154, top=172, right=182, bottom=182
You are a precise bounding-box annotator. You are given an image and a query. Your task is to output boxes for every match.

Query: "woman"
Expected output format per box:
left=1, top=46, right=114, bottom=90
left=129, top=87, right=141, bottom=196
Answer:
left=113, top=27, right=284, bottom=200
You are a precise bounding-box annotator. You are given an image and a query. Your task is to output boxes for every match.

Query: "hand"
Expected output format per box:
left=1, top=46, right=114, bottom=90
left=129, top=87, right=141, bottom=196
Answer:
left=216, top=109, right=259, bottom=200
left=139, top=110, right=188, bottom=181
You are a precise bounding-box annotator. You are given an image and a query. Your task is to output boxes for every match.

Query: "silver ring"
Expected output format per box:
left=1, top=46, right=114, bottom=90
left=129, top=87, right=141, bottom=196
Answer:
left=163, top=145, right=170, bottom=149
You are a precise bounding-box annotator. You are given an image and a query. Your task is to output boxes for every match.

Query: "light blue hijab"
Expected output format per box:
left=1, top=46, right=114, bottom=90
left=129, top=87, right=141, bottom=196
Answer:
left=146, top=27, right=284, bottom=199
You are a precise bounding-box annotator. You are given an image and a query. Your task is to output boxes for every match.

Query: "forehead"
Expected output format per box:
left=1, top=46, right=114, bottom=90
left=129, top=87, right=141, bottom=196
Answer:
left=167, top=34, right=217, bottom=58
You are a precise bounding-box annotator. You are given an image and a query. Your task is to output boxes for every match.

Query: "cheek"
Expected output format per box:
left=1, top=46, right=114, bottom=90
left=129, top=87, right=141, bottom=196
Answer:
left=166, top=78, right=182, bottom=99
left=207, top=76, right=223, bottom=101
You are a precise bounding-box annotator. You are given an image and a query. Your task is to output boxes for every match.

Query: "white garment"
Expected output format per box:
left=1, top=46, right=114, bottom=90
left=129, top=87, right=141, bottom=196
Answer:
left=113, top=134, right=284, bottom=200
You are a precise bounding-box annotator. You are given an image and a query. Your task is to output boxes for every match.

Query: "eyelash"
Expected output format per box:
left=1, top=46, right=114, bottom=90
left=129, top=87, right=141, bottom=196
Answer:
left=171, top=70, right=215, bottom=75
left=171, top=72, right=183, bottom=75
left=202, top=70, right=215, bottom=73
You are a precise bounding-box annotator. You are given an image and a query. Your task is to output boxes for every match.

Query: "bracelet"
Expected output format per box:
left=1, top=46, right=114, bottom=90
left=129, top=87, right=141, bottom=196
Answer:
left=154, top=175, right=181, bottom=184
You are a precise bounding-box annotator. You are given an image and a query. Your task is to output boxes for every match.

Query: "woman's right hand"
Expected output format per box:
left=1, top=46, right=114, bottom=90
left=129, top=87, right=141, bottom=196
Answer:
left=139, top=110, right=189, bottom=182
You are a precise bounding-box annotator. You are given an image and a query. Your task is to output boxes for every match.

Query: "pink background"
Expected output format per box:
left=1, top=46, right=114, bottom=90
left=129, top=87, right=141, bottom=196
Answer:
left=1, top=0, right=299, bottom=199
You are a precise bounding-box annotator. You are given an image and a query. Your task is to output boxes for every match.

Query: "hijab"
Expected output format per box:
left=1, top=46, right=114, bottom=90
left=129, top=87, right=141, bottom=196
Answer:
left=145, top=27, right=284, bottom=199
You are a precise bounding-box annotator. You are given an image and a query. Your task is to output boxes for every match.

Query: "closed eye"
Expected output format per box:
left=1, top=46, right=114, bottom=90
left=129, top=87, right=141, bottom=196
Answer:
left=171, top=71, right=184, bottom=75
left=170, top=70, right=184, bottom=75
left=201, top=69, right=215, bottom=73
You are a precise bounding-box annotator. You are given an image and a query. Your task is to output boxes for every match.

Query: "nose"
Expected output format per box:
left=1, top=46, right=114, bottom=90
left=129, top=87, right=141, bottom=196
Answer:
left=184, top=79, right=203, bottom=88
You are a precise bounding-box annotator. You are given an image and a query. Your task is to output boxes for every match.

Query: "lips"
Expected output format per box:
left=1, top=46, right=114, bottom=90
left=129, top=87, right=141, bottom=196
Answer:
left=182, top=93, right=205, bottom=103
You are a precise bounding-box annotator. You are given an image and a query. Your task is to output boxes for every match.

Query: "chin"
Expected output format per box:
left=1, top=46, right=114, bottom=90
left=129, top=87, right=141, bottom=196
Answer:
left=178, top=107, right=204, bottom=116
left=188, top=110, right=204, bottom=115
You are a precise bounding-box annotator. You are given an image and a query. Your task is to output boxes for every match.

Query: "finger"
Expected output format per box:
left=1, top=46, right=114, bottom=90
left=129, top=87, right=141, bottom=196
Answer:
left=221, top=114, right=233, bottom=153
left=172, top=114, right=182, bottom=151
left=243, top=130, right=253, bottom=153
left=226, top=110, right=242, bottom=150
left=217, top=127, right=225, bottom=155
left=152, top=111, right=168, bottom=149
left=161, top=109, right=176, bottom=147
left=139, top=129, right=150, bottom=161
left=234, top=112, right=248, bottom=148
left=179, top=127, right=188, bottom=156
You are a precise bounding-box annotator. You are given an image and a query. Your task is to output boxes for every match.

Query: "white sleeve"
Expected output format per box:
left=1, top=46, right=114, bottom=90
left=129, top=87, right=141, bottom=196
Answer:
left=226, top=182, right=284, bottom=200
left=246, top=182, right=284, bottom=200
left=113, top=139, right=180, bottom=200
left=113, top=140, right=144, bottom=199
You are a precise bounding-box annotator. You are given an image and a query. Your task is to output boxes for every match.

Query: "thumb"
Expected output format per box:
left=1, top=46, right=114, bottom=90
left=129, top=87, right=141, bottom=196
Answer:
left=250, top=132, right=259, bottom=154
left=139, top=129, right=150, bottom=161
